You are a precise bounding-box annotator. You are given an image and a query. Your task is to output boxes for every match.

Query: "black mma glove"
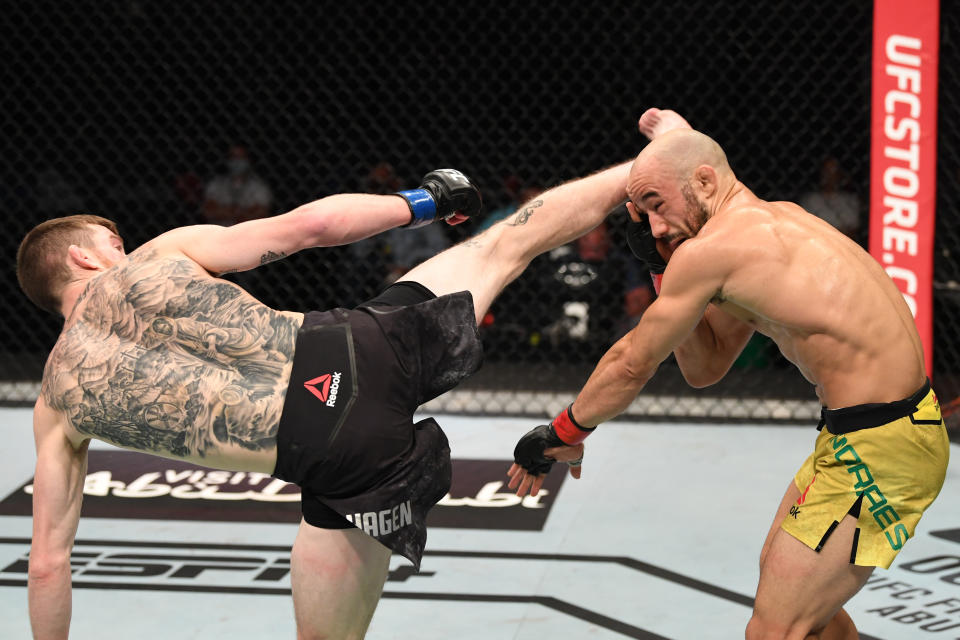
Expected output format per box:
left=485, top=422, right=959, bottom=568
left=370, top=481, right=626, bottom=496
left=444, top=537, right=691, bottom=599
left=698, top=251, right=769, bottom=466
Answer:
left=513, top=406, right=595, bottom=475
left=626, top=215, right=666, bottom=294
left=396, top=169, right=483, bottom=229
left=513, top=424, right=566, bottom=475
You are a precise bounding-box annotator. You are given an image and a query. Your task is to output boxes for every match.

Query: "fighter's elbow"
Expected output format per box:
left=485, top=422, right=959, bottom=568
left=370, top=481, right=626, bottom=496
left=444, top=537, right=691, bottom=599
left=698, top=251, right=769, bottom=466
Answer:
left=292, top=207, right=335, bottom=247
left=681, top=371, right=719, bottom=389
left=679, top=362, right=728, bottom=388
left=620, top=352, right=658, bottom=389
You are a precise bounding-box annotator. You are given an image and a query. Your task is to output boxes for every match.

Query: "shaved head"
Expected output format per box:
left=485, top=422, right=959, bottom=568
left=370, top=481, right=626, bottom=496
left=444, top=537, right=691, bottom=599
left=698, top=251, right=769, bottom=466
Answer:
left=631, top=129, right=732, bottom=183
left=626, top=129, right=738, bottom=246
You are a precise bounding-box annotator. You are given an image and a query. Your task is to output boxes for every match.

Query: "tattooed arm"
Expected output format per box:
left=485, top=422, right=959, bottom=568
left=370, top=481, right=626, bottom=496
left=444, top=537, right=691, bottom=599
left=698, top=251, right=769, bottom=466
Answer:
left=146, top=193, right=413, bottom=275
left=29, top=397, right=88, bottom=640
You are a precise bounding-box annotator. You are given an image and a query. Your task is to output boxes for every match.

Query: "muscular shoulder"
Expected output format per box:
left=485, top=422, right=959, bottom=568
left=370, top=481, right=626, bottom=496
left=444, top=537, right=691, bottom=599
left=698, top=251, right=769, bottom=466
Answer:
left=665, top=204, right=787, bottom=300
left=138, top=226, right=223, bottom=269
left=34, top=392, right=87, bottom=449
left=701, top=204, right=790, bottom=262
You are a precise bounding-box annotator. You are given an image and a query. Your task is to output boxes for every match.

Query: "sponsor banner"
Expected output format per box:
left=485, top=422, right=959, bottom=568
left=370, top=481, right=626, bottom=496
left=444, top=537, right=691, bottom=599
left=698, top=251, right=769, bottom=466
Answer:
left=0, top=450, right=564, bottom=531
left=869, top=0, right=940, bottom=375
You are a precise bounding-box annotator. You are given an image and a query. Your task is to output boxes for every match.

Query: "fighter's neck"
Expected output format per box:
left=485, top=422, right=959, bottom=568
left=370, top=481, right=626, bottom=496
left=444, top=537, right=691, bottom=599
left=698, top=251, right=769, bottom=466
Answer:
left=59, top=276, right=95, bottom=322
left=712, top=181, right=756, bottom=218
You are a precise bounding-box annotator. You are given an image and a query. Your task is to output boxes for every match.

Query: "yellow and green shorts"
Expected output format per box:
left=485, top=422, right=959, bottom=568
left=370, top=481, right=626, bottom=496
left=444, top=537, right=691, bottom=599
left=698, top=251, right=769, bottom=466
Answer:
left=781, top=380, right=949, bottom=569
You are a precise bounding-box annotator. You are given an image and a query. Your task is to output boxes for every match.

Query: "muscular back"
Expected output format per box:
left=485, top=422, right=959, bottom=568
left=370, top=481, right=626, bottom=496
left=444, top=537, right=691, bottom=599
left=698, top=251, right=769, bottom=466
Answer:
left=41, top=247, right=303, bottom=472
left=698, top=201, right=925, bottom=407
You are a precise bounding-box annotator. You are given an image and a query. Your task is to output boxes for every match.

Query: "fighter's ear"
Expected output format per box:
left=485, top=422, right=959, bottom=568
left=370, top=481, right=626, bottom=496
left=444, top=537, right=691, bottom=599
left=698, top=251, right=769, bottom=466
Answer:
left=694, top=164, right=718, bottom=198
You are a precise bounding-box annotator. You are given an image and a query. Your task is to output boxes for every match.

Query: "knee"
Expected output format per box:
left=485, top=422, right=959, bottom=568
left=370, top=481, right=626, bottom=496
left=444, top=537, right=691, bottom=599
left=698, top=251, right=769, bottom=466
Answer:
left=745, top=614, right=808, bottom=640
left=297, top=628, right=366, bottom=640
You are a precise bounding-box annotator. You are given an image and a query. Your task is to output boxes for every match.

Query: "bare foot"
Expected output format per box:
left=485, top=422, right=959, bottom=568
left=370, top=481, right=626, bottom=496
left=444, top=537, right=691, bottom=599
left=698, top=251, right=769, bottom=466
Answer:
left=638, top=108, right=693, bottom=140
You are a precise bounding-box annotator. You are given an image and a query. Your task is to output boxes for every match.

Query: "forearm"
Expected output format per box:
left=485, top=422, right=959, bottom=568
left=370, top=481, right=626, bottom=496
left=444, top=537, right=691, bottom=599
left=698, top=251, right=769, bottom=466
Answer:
left=571, top=336, right=657, bottom=427
left=29, top=562, right=72, bottom=639
left=673, top=306, right=753, bottom=387
left=291, top=193, right=411, bottom=248
left=673, top=316, right=722, bottom=385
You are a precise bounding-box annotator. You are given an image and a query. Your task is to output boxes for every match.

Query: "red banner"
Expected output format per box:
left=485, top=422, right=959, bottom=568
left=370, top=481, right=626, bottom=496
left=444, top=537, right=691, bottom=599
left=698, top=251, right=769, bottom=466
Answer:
left=870, top=0, right=940, bottom=375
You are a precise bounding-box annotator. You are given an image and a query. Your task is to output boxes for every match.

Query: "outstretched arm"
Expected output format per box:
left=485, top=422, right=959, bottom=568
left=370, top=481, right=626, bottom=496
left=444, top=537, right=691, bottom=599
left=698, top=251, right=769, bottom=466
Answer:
left=624, top=207, right=754, bottom=388
left=29, top=398, right=88, bottom=640
left=569, top=267, right=718, bottom=425
left=509, top=239, right=725, bottom=496
left=148, top=170, right=481, bottom=276
left=160, top=193, right=412, bottom=275
left=399, top=161, right=634, bottom=323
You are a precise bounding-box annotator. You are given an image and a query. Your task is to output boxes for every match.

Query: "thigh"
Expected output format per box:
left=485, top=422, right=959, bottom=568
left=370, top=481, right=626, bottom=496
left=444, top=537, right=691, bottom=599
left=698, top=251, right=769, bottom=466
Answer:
left=753, top=514, right=873, bottom=636
left=398, top=223, right=522, bottom=324
left=759, top=481, right=801, bottom=570
left=290, top=519, right=391, bottom=640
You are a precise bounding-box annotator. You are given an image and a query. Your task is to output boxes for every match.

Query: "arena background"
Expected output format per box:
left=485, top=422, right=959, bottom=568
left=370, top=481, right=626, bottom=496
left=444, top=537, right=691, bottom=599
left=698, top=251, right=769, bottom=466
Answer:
left=1, top=1, right=957, bottom=432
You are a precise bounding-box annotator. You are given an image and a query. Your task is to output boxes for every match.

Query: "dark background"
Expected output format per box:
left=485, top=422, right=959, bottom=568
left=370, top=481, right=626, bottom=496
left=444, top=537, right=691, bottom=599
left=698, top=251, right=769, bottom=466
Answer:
left=1, top=1, right=957, bottom=426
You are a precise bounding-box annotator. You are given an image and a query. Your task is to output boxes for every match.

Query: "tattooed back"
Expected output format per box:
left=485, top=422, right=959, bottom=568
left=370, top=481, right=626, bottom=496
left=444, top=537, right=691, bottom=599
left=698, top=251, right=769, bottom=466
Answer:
left=41, top=247, right=304, bottom=473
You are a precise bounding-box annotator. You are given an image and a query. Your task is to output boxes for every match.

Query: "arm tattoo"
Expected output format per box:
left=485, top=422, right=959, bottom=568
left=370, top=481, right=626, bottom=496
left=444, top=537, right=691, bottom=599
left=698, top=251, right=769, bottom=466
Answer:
left=42, top=250, right=300, bottom=460
left=259, top=250, right=288, bottom=266
left=507, top=199, right=543, bottom=226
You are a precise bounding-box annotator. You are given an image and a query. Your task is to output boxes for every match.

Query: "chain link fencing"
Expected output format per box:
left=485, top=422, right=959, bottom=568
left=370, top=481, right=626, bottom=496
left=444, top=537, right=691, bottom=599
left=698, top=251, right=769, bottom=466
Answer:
left=0, top=1, right=955, bottom=430
left=935, top=7, right=960, bottom=433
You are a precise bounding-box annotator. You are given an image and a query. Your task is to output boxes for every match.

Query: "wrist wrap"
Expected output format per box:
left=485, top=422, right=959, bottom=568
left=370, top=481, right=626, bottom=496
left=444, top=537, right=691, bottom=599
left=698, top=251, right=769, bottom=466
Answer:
left=397, top=189, right=437, bottom=228
left=552, top=405, right=596, bottom=445
left=651, top=272, right=663, bottom=295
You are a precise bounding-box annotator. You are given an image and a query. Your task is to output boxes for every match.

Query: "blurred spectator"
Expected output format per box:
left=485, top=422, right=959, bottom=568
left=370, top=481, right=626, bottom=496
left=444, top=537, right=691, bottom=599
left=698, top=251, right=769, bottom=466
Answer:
left=344, top=163, right=395, bottom=291
left=799, top=155, right=862, bottom=242
left=383, top=225, right=450, bottom=285
left=345, top=162, right=451, bottom=287
left=542, top=220, right=645, bottom=345
left=620, top=262, right=656, bottom=338
left=174, top=171, right=205, bottom=211
left=202, top=144, right=273, bottom=225
left=377, top=163, right=451, bottom=284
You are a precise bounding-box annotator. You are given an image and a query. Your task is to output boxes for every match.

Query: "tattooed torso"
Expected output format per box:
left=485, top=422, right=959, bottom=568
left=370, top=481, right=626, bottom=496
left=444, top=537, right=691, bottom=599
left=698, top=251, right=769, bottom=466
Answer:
left=41, top=249, right=303, bottom=472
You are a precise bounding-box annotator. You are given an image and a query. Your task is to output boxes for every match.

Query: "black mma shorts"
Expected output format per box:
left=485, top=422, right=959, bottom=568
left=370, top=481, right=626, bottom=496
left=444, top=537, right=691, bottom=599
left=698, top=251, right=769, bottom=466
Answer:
left=272, top=282, right=483, bottom=568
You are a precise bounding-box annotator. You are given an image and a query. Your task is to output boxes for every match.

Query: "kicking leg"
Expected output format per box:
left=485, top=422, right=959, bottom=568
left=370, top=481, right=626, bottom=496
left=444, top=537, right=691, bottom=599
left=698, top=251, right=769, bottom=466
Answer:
left=402, top=107, right=696, bottom=323
left=749, top=483, right=868, bottom=639
left=637, top=107, right=693, bottom=139
left=399, top=160, right=633, bottom=323
left=290, top=520, right=391, bottom=640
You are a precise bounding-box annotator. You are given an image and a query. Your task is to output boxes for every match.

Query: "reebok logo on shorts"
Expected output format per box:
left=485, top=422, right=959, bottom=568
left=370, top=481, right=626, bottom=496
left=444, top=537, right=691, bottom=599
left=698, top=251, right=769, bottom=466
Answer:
left=303, top=372, right=343, bottom=407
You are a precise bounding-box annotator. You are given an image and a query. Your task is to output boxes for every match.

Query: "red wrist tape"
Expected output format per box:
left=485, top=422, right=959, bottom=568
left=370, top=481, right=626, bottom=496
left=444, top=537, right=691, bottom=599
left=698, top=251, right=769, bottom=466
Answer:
left=551, top=405, right=596, bottom=445
left=651, top=272, right=663, bottom=295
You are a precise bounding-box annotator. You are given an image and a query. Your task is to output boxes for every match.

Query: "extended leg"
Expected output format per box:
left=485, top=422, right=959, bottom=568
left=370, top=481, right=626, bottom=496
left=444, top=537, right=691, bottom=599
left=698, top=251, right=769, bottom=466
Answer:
left=399, top=160, right=633, bottom=323
left=290, top=519, right=391, bottom=640
left=637, top=107, right=693, bottom=138
left=401, top=107, right=696, bottom=323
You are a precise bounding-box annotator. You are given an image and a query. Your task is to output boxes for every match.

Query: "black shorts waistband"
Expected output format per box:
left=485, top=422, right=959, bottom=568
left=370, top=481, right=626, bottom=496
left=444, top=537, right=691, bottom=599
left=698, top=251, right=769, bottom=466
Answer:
left=817, top=378, right=932, bottom=435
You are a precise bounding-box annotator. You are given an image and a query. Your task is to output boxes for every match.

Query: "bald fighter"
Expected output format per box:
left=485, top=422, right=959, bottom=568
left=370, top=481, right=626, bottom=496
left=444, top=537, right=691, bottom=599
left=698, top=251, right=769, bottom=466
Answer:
left=509, top=111, right=949, bottom=639
left=19, top=137, right=652, bottom=638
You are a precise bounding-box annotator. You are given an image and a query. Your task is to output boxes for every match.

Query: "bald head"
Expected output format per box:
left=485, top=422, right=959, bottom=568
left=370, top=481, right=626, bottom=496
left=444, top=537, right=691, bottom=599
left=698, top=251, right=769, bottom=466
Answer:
left=631, top=129, right=732, bottom=183
left=626, top=129, right=738, bottom=243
